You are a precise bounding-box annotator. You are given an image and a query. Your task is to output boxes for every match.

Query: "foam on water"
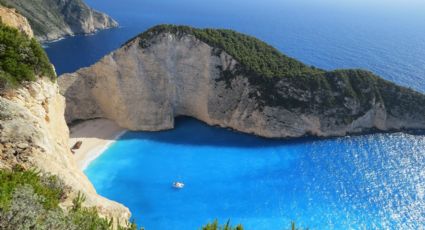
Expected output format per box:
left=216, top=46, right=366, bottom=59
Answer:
left=85, top=118, right=425, bottom=229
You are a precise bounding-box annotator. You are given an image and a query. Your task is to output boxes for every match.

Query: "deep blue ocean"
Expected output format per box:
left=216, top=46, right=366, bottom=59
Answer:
left=45, top=0, right=425, bottom=229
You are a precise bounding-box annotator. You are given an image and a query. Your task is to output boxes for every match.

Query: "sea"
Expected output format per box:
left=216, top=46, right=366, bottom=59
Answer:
left=44, top=0, right=425, bottom=229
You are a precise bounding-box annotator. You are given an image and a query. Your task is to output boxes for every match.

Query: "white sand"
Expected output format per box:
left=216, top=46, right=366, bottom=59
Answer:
left=69, top=119, right=127, bottom=170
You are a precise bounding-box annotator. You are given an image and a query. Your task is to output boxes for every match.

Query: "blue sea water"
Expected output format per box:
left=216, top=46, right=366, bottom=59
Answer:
left=85, top=118, right=425, bottom=229
left=45, top=0, right=425, bottom=92
left=44, top=0, right=425, bottom=229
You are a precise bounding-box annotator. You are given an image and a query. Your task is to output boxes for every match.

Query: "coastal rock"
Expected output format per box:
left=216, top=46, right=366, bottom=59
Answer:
left=0, top=0, right=118, bottom=41
left=60, top=26, right=425, bottom=138
left=0, top=78, right=130, bottom=224
left=0, top=6, right=33, bottom=37
left=0, top=8, right=130, bottom=226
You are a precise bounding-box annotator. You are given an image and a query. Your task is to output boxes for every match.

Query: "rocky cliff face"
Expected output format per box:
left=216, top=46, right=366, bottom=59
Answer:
left=1, top=0, right=118, bottom=41
left=0, top=6, right=33, bottom=38
left=0, top=10, right=130, bottom=224
left=0, top=78, right=130, bottom=223
left=59, top=27, right=425, bottom=138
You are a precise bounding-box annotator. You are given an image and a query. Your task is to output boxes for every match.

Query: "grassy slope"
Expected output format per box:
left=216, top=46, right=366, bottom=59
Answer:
left=131, top=25, right=425, bottom=124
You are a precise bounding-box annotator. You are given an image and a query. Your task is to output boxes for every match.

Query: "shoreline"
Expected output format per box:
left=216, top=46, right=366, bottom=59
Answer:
left=69, top=119, right=127, bottom=170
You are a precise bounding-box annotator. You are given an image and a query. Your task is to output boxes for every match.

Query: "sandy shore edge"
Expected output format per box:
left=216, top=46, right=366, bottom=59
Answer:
left=69, top=119, right=127, bottom=170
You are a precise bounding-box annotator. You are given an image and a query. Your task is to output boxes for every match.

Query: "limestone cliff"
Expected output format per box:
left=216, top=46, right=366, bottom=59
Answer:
left=0, top=78, right=130, bottom=223
left=0, top=10, right=130, bottom=224
left=0, top=0, right=118, bottom=41
left=0, top=6, right=33, bottom=38
left=59, top=25, right=425, bottom=138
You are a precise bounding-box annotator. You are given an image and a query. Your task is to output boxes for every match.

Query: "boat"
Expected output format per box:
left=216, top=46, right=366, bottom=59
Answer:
left=172, top=182, right=184, bottom=189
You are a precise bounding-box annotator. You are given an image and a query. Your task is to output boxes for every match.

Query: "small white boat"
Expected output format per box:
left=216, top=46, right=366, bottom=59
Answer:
left=172, top=182, right=185, bottom=189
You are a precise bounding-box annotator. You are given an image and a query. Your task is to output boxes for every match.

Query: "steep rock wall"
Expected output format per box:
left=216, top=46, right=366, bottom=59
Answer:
left=59, top=32, right=425, bottom=138
left=1, top=0, right=118, bottom=41
left=0, top=6, right=33, bottom=37
left=0, top=7, right=130, bottom=226
left=0, top=78, right=130, bottom=222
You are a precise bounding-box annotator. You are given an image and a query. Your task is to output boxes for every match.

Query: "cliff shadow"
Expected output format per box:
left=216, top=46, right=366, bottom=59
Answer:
left=69, top=116, right=425, bottom=148
left=116, top=116, right=325, bottom=148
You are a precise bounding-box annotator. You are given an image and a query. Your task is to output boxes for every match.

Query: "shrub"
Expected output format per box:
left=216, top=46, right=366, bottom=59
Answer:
left=0, top=168, right=65, bottom=210
left=0, top=185, right=44, bottom=230
left=201, top=220, right=243, bottom=230
left=0, top=21, right=55, bottom=90
left=0, top=168, right=137, bottom=230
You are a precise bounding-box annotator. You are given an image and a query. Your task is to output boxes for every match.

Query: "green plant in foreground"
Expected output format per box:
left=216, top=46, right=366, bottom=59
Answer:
left=201, top=220, right=308, bottom=230
left=201, top=219, right=244, bottom=230
left=0, top=167, right=137, bottom=230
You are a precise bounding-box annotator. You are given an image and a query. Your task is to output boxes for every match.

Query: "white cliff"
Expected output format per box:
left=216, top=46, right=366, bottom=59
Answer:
left=0, top=78, right=130, bottom=223
left=0, top=10, right=130, bottom=224
left=59, top=28, right=425, bottom=138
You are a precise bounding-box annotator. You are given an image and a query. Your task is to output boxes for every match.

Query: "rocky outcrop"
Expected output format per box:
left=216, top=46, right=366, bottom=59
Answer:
left=59, top=26, right=425, bottom=138
left=0, top=78, right=130, bottom=223
left=1, top=0, right=118, bottom=41
left=0, top=10, right=130, bottom=225
left=0, top=6, right=33, bottom=37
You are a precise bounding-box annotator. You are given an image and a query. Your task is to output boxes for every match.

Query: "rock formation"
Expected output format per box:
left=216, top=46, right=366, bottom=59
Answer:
left=0, top=6, right=33, bottom=37
left=0, top=10, right=130, bottom=224
left=0, top=0, right=118, bottom=41
left=0, top=79, right=130, bottom=223
left=59, top=25, right=425, bottom=138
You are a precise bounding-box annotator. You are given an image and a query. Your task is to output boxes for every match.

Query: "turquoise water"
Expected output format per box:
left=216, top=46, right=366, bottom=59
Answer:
left=45, top=0, right=425, bottom=228
left=85, top=118, right=425, bottom=229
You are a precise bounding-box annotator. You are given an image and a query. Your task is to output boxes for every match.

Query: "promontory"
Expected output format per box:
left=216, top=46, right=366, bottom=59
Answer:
left=59, top=25, right=425, bottom=138
left=0, top=0, right=118, bottom=41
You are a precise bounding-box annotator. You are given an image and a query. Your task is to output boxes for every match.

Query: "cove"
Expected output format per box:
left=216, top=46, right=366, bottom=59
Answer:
left=85, top=117, right=425, bottom=229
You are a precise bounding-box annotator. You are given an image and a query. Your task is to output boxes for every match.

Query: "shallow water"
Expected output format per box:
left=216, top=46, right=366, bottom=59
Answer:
left=85, top=118, right=425, bottom=229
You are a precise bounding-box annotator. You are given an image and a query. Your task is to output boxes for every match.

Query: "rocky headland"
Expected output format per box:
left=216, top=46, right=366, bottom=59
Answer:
left=0, top=7, right=130, bottom=225
left=0, top=0, right=118, bottom=41
left=60, top=25, right=425, bottom=138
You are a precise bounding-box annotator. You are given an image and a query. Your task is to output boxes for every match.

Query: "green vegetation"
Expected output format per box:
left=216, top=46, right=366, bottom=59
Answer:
left=132, top=25, right=425, bottom=123
left=133, top=25, right=322, bottom=79
left=0, top=0, right=117, bottom=40
left=0, top=168, right=311, bottom=230
left=200, top=220, right=308, bottom=230
left=201, top=220, right=243, bottom=230
left=0, top=0, right=11, bottom=8
left=0, top=167, right=137, bottom=230
left=0, top=167, right=65, bottom=210
left=0, top=22, right=55, bottom=90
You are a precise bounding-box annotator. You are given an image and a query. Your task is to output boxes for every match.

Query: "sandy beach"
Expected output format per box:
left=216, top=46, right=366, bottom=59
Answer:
left=69, top=119, right=127, bottom=170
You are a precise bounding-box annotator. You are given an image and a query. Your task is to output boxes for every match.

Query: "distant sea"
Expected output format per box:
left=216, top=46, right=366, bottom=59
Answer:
left=44, top=0, right=425, bottom=229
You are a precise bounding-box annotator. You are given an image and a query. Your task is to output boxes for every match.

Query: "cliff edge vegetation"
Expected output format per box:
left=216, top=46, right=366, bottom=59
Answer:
left=0, top=0, right=118, bottom=41
left=133, top=25, right=425, bottom=117
left=0, top=167, right=137, bottom=230
left=61, top=25, right=425, bottom=138
left=0, top=21, right=55, bottom=90
left=0, top=9, right=131, bottom=227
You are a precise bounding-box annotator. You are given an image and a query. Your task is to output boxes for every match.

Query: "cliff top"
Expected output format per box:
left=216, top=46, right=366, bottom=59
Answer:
left=0, top=5, right=33, bottom=38
left=0, top=22, right=55, bottom=90
left=126, top=25, right=425, bottom=120
left=127, top=24, right=323, bottom=78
